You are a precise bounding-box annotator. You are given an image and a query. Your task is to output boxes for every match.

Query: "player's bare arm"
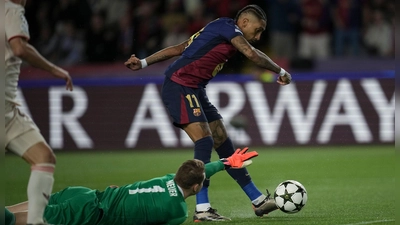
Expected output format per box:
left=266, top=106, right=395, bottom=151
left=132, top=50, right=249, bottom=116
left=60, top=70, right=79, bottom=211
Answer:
left=125, top=39, right=189, bottom=71
left=9, top=37, right=73, bottom=91
left=230, top=35, right=291, bottom=85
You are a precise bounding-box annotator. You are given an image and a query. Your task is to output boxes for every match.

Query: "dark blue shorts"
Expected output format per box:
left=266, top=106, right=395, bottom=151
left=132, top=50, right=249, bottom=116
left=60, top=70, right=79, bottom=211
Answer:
left=161, top=77, right=222, bottom=127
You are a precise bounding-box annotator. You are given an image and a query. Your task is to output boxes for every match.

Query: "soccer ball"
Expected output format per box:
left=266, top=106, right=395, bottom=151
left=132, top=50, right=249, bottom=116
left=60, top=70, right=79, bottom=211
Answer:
left=274, top=180, right=308, bottom=213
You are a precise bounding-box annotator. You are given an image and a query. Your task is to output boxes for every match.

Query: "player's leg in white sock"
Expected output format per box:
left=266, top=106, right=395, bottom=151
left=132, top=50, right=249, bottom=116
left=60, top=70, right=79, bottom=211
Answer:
left=21, top=142, right=56, bottom=225
left=27, top=163, right=55, bottom=224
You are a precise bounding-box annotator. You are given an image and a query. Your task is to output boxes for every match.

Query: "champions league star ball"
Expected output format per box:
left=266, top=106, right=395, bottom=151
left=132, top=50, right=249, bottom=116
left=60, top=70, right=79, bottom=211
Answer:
left=274, top=180, right=308, bottom=213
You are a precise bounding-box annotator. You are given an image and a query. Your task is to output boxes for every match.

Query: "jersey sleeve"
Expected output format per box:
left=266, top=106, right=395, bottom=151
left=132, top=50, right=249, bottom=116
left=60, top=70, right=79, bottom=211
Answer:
left=205, top=161, right=225, bottom=178
left=217, top=19, right=243, bottom=41
left=5, top=4, right=30, bottom=41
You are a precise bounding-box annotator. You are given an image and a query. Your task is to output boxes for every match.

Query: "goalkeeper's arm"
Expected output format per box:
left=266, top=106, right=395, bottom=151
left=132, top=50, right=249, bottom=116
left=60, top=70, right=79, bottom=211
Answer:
left=205, top=147, right=258, bottom=178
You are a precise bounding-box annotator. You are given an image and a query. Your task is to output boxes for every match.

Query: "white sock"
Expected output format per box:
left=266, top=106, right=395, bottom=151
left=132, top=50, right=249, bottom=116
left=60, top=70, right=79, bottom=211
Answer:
left=251, top=194, right=267, bottom=206
left=196, top=203, right=212, bottom=212
left=27, top=163, right=55, bottom=224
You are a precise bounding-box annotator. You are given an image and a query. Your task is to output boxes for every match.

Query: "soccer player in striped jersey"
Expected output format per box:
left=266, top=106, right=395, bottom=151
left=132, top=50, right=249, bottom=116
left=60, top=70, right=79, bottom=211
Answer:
left=125, top=4, right=291, bottom=221
left=7, top=148, right=257, bottom=225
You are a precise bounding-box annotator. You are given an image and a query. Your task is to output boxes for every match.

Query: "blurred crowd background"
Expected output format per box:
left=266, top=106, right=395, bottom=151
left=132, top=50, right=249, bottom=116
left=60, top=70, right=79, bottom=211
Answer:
left=24, top=0, right=395, bottom=74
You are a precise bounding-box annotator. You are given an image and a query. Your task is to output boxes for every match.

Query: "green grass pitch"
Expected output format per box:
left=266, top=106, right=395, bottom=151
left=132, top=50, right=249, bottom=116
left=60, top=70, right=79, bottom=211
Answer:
left=5, top=145, right=395, bottom=225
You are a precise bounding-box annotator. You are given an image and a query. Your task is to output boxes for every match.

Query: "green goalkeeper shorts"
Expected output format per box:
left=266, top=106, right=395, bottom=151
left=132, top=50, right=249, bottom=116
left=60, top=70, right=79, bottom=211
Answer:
left=44, top=186, right=102, bottom=225
left=5, top=207, right=15, bottom=225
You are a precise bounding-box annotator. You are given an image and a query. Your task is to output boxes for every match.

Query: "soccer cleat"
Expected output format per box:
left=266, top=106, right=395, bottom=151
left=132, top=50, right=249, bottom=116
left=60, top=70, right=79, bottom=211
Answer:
left=193, top=207, right=231, bottom=222
left=252, top=189, right=279, bottom=217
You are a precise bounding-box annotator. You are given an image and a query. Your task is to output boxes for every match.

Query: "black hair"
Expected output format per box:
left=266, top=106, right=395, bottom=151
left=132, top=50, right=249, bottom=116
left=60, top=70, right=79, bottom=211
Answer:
left=234, top=4, right=267, bottom=22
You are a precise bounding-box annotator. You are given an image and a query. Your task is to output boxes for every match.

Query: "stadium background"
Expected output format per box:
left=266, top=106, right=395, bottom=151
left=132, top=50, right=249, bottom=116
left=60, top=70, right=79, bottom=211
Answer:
left=5, top=0, right=396, bottom=224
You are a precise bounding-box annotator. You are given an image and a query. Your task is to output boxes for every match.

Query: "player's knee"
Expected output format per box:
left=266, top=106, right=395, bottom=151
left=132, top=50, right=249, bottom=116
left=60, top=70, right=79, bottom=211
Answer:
left=34, top=151, right=56, bottom=165
left=195, top=136, right=214, bottom=150
left=208, top=119, right=229, bottom=148
left=39, top=149, right=56, bottom=164
left=48, top=152, right=57, bottom=164
left=23, top=142, right=56, bottom=165
left=213, top=136, right=228, bottom=149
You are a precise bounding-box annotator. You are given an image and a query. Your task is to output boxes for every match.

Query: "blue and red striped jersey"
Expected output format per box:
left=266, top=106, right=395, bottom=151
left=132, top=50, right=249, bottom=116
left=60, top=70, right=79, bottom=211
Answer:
left=165, top=18, right=243, bottom=88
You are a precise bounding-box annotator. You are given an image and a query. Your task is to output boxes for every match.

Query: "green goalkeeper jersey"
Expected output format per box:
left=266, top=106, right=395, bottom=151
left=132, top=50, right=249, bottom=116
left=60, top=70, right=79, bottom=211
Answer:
left=43, top=161, right=224, bottom=225
left=97, top=160, right=224, bottom=225
left=97, top=173, right=185, bottom=225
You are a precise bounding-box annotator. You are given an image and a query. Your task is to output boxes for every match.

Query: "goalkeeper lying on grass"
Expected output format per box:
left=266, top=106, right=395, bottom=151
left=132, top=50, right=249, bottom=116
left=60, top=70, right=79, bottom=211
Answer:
left=6, top=147, right=258, bottom=225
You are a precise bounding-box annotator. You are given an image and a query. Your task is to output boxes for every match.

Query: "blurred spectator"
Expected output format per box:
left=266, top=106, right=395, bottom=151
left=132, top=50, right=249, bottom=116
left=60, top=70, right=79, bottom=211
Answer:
left=53, top=0, right=92, bottom=30
left=161, top=0, right=190, bottom=48
left=331, top=0, right=363, bottom=57
left=267, top=0, right=300, bottom=60
left=161, top=16, right=190, bottom=48
left=85, top=10, right=118, bottom=62
left=24, top=0, right=58, bottom=44
left=22, top=0, right=395, bottom=71
left=37, top=21, right=85, bottom=66
left=363, top=10, right=393, bottom=57
left=117, top=14, right=135, bottom=60
left=182, top=0, right=202, bottom=17
left=186, top=4, right=214, bottom=35
left=89, top=0, right=131, bottom=27
left=34, top=25, right=53, bottom=59
left=363, top=0, right=393, bottom=25
left=298, top=0, right=331, bottom=59
left=205, top=0, right=250, bottom=18
left=133, top=1, right=163, bottom=59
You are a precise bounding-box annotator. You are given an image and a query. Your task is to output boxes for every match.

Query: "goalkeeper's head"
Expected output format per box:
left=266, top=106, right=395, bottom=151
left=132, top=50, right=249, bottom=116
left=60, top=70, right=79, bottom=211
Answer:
left=174, top=159, right=205, bottom=199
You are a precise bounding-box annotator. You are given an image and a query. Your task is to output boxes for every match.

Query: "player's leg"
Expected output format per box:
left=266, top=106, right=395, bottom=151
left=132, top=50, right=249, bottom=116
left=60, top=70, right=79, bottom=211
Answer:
left=210, top=119, right=261, bottom=197
left=161, top=78, right=229, bottom=221
left=183, top=122, right=231, bottom=221
left=199, top=85, right=278, bottom=217
left=14, top=212, right=28, bottom=225
left=22, top=142, right=56, bottom=225
left=181, top=122, right=212, bottom=212
left=7, top=201, right=29, bottom=213
left=208, top=119, right=278, bottom=216
left=6, top=107, right=56, bottom=225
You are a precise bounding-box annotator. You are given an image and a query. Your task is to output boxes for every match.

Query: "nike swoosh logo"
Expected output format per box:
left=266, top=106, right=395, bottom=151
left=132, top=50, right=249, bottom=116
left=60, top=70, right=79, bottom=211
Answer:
left=43, top=193, right=50, bottom=201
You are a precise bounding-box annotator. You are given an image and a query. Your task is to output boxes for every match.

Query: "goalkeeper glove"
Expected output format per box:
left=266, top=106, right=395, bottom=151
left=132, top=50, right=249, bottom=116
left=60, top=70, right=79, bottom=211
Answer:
left=221, top=147, right=258, bottom=169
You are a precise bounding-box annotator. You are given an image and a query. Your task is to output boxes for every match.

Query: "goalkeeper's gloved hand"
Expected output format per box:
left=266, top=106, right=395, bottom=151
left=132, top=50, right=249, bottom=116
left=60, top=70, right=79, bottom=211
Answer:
left=220, top=147, right=258, bottom=169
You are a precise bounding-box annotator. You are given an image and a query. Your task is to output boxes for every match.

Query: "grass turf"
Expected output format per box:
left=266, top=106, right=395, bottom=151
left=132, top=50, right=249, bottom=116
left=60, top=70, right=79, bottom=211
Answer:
left=5, top=145, right=395, bottom=225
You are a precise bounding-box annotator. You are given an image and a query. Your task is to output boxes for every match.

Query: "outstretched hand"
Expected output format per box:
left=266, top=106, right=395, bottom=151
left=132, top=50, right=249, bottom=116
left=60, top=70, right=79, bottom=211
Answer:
left=124, top=54, right=142, bottom=71
left=221, top=147, right=258, bottom=169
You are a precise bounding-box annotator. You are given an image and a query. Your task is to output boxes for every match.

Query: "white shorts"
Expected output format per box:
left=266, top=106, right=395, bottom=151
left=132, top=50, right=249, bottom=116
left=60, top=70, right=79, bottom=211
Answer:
left=5, top=105, right=46, bottom=156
